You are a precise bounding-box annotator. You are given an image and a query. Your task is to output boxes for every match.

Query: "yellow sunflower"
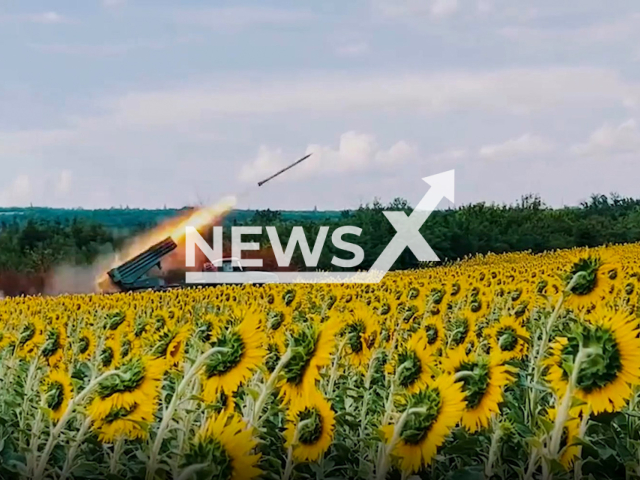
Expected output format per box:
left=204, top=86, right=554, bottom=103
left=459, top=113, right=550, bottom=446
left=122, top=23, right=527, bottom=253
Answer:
left=76, top=328, right=96, bottom=362
left=564, top=253, right=614, bottom=311
left=342, top=307, right=380, bottom=371
left=184, top=412, right=261, bottom=480
left=442, top=350, right=512, bottom=432
left=279, top=317, right=341, bottom=409
left=88, top=355, right=165, bottom=421
left=42, top=369, right=74, bottom=422
left=93, top=400, right=154, bottom=443
left=0, top=331, right=15, bottom=352
left=545, top=307, right=640, bottom=414
left=389, top=330, right=434, bottom=394
left=99, top=333, right=122, bottom=370
left=445, top=311, right=475, bottom=353
left=284, top=389, right=336, bottom=462
left=381, top=374, right=465, bottom=473
left=485, top=316, right=530, bottom=363
left=422, top=316, right=444, bottom=355
left=202, top=312, right=266, bottom=400
left=152, top=324, right=191, bottom=367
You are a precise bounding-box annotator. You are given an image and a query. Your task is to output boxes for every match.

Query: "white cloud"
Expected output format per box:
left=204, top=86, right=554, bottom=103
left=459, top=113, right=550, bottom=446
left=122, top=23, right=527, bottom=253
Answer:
left=102, top=0, right=126, bottom=7
left=431, top=148, right=470, bottom=163
left=571, top=119, right=640, bottom=158
left=55, top=170, right=73, bottom=196
left=479, top=133, right=553, bottom=161
left=239, top=145, right=286, bottom=184
left=0, top=11, right=68, bottom=24
left=239, top=132, right=417, bottom=183
left=174, top=7, right=313, bottom=29
left=476, top=0, right=493, bottom=14
left=431, top=0, right=459, bottom=18
left=498, top=14, right=640, bottom=48
left=376, top=140, right=417, bottom=164
left=0, top=170, right=76, bottom=206
left=0, top=129, right=75, bottom=157
left=95, top=67, right=640, bottom=129
left=336, top=42, right=370, bottom=57
left=374, top=0, right=459, bottom=19
left=29, top=38, right=191, bottom=56
left=0, top=175, right=32, bottom=207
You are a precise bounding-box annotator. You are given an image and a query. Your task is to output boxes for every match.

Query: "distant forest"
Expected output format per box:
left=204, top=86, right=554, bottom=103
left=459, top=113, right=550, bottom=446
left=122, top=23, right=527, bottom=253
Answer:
left=1, top=193, right=640, bottom=276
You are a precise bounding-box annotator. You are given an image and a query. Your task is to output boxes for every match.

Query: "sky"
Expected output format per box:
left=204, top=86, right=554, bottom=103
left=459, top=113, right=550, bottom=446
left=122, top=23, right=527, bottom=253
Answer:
left=1, top=0, right=639, bottom=211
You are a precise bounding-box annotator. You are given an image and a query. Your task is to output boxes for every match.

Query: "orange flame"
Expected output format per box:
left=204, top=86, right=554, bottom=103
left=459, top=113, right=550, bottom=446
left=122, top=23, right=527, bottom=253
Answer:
left=97, top=196, right=236, bottom=290
left=167, top=196, right=236, bottom=242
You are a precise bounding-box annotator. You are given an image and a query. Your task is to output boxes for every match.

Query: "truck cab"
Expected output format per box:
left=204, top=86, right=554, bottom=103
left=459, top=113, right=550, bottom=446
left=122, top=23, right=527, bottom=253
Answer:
left=215, top=257, right=244, bottom=273
left=197, top=257, right=279, bottom=285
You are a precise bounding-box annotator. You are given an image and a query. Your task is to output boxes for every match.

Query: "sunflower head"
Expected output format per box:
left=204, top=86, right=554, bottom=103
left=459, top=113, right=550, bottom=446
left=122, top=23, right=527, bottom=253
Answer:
left=564, top=254, right=612, bottom=310
left=545, top=310, right=640, bottom=414
left=564, top=327, right=621, bottom=393
left=282, top=324, right=319, bottom=386
left=152, top=326, right=190, bottom=367
left=202, top=314, right=266, bottom=399
left=382, top=375, right=465, bottom=473
left=284, top=390, right=335, bottom=463
left=457, top=358, right=492, bottom=410
left=486, top=317, right=530, bottom=362
left=105, top=310, right=127, bottom=332
left=96, top=356, right=147, bottom=398
left=41, top=326, right=66, bottom=366
left=444, top=351, right=511, bottom=432
left=185, top=413, right=261, bottom=480
left=94, top=402, right=151, bottom=443
left=42, top=370, right=73, bottom=422
left=77, top=329, right=95, bottom=361
left=204, top=329, right=245, bottom=379
left=446, top=314, right=473, bottom=349
left=398, top=388, right=442, bottom=445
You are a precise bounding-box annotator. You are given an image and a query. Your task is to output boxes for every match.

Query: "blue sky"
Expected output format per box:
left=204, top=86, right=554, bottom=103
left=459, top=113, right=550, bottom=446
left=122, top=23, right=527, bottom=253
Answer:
left=1, top=0, right=639, bottom=210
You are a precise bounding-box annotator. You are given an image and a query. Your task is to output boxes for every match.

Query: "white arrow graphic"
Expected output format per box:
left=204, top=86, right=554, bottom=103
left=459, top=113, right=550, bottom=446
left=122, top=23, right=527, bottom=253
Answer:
left=368, top=169, right=454, bottom=279
left=415, top=170, right=455, bottom=212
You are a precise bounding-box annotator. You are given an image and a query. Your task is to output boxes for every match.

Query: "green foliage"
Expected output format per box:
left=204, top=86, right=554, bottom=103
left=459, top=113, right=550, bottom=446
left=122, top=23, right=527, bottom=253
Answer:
left=2, top=193, right=640, bottom=291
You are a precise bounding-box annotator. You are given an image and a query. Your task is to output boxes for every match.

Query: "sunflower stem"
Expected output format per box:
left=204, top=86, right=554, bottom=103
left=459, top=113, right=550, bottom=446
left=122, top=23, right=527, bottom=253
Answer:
left=250, top=347, right=293, bottom=428
left=528, top=291, right=565, bottom=427
left=20, top=356, right=40, bottom=456
left=380, top=360, right=411, bottom=427
left=60, top=416, right=93, bottom=480
left=548, top=346, right=593, bottom=461
left=573, top=407, right=590, bottom=480
left=359, top=349, right=380, bottom=478
left=523, top=445, right=540, bottom=480
left=327, top=337, right=348, bottom=397
left=485, top=418, right=503, bottom=478
left=453, top=370, right=475, bottom=382
left=109, top=437, right=125, bottom=474
left=282, top=418, right=313, bottom=480
left=176, top=463, right=210, bottom=480
left=359, top=349, right=379, bottom=439
left=375, top=407, right=427, bottom=480
left=146, top=346, right=230, bottom=480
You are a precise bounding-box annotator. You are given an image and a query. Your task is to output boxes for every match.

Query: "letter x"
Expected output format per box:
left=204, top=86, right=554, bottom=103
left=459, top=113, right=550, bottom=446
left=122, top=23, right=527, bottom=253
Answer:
left=369, top=210, right=438, bottom=275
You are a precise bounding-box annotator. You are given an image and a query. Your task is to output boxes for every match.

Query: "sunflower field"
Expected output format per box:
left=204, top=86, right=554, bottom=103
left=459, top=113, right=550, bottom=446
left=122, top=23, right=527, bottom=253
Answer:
left=1, top=245, right=640, bottom=480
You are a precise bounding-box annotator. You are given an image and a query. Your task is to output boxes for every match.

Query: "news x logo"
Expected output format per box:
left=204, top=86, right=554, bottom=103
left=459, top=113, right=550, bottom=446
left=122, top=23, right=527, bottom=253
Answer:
left=184, top=170, right=454, bottom=284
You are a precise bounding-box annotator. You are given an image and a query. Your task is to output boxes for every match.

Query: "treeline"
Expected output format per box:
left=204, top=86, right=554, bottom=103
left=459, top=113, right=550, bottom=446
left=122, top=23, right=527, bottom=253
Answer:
left=0, top=207, right=342, bottom=230
left=1, top=194, right=640, bottom=275
left=0, top=218, right=121, bottom=274
left=239, top=194, right=640, bottom=271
